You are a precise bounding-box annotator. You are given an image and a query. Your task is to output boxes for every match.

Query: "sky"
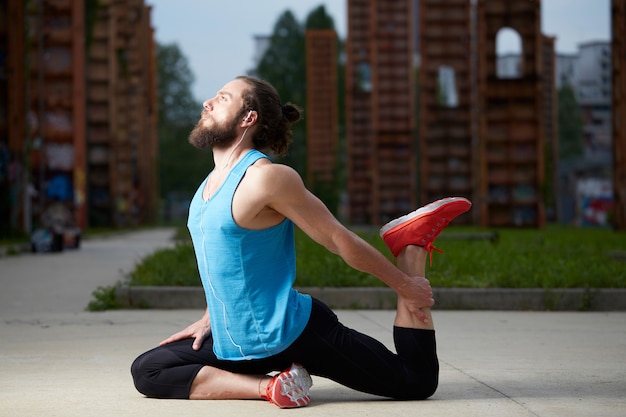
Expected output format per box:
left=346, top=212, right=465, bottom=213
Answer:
left=146, top=0, right=610, bottom=102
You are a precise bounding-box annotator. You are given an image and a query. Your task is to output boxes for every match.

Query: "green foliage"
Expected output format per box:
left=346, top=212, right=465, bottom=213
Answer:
left=303, top=7, right=345, bottom=215
left=558, top=85, right=584, bottom=160
left=255, top=11, right=307, bottom=175
left=87, top=224, right=626, bottom=310
left=87, top=284, right=120, bottom=311
left=543, top=139, right=555, bottom=214
left=125, top=225, right=626, bottom=289
left=305, top=5, right=336, bottom=29
left=427, top=226, right=626, bottom=289
left=254, top=6, right=345, bottom=213
left=156, top=43, right=210, bottom=199
left=84, top=0, right=100, bottom=51
left=157, top=43, right=200, bottom=125
left=128, top=244, right=200, bottom=287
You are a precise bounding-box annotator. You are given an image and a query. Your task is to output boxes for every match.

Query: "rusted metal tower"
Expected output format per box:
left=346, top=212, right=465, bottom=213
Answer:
left=342, top=0, right=626, bottom=229
left=477, top=0, right=546, bottom=227
left=86, top=0, right=158, bottom=227
left=305, top=29, right=339, bottom=194
left=21, top=0, right=87, bottom=229
left=346, top=0, right=375, bottom=225
left=418, top=0, right=474, bottom=223
left=4, top=0, right=27, bottom=234
left=369, top=0, right=417, bottom=225
left=346, top=0, right=416, bottom=225
left=613, top=0, right=626, bottom=230
left=1, top=0, right=157, bottom=233
left=542, top=35, right=558, bottom=222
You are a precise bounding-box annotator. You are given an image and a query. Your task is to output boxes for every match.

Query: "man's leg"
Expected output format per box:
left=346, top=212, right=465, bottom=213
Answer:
left=381, top=197, right=471, bottom=398
left=190, top=363, right=311, bottom=408
left=381, top=196, right=472, bottom=329
left=392, top=244, right=440, bottom=399
left=190, top=366, right=265, bottom=399
left=394, top=244, right=434, bottom=330
left=132, top=337, right=311, bottom=407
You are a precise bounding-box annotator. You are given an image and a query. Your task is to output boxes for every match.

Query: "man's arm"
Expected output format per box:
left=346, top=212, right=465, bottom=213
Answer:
left=255, top=164, right=434, bottom=317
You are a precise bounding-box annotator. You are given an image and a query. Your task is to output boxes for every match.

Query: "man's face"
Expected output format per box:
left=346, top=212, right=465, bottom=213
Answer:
left=188, top=79, right=247, bottom=150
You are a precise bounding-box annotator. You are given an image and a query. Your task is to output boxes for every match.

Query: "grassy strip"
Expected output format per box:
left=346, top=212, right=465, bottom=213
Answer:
left=127, top=225, right=626, bottom=289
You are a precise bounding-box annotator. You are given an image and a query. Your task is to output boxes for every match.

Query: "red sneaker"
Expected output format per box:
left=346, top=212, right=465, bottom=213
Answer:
left=263, top=363, right=312, bottom=408
left=380, top=197, right=472, bottom=264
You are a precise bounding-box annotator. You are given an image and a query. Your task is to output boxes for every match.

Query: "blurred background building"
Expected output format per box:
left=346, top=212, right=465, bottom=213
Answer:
left=1, top=0, right=158, bottom=237
left=1, top=0, right=624, bottom=237
left=498, top=39, right=614, bottom=225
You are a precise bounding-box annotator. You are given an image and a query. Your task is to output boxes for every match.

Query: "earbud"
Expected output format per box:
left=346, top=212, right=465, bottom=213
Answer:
left=243, top=110, right=253, bottom=122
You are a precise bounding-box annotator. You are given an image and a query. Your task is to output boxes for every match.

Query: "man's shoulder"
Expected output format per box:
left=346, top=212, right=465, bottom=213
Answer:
left=249, top=159, right=299, bottom=179
left=245, top=160, right=305, bottom=195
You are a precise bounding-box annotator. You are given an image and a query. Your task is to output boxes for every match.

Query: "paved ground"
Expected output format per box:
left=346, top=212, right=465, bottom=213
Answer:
left=1, top=229, right=625, bottom=417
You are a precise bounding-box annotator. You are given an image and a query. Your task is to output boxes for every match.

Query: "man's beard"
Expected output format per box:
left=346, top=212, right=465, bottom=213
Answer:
left=188, top=114, right=240, bottom=150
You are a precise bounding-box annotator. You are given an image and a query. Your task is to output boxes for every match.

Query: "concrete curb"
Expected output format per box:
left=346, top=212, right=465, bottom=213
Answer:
left=115, top=286, right=626, bottom=311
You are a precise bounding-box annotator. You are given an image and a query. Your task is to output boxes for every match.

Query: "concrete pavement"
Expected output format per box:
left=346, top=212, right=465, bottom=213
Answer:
left=1, top=229, right=625, bottom=417
left=0, top=229, right=177, bottom=316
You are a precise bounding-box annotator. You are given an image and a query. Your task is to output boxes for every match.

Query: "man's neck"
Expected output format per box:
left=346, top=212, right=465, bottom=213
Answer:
left=212, top=127, right=252, bottom=172
left=213, top=145, right=251, bottom=173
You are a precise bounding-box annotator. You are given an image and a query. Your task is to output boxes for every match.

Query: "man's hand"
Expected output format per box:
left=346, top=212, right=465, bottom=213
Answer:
left=160, top=316, right=211, bottom=351
left=395, top=275, right=434, bottom=323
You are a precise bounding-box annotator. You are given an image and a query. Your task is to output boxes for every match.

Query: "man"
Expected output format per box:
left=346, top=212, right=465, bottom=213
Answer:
left=131, top=75, right=471, bottom=408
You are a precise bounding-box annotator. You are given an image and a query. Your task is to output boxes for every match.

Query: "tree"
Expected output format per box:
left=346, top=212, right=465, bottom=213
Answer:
left=255, top=11, right=307, bottom=175
left=558, top=85, right=584, bottom=160
left=303, top=6, right=344, bottom=215
left=305, top=5, right=335, bottom=29
left=156, top=43, right=208, bottom=212
left=304, top=5, right=343, bottom=133
left=255, top=6, right=345, bottom=213
left=157, top=43, right=199, bottom=125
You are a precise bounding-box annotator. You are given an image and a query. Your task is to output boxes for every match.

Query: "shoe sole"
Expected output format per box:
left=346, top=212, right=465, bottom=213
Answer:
left=380, top=197, right=471, bottom=237
left=272, top=364, right=312, bottom=408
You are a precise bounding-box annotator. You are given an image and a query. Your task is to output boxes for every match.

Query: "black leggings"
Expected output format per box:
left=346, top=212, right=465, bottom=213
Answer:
left=131, top=298, right=439, bottom=400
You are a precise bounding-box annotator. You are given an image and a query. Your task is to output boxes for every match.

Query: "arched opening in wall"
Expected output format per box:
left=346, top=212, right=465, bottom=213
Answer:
left=437, top=65, right=458, bottom=108
left=496, top=27, right=523, bottom=78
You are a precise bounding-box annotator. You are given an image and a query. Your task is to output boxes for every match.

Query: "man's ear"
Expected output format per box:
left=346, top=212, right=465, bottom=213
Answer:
left=241, top=110, right=257, bottom=126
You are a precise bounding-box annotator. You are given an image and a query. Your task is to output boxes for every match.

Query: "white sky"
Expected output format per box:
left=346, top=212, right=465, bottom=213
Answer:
left=147, top=0, right=610, bottom=101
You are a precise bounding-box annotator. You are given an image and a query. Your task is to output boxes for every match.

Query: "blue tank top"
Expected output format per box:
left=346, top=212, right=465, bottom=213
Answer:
left=187, top=149, right=312, bottom=360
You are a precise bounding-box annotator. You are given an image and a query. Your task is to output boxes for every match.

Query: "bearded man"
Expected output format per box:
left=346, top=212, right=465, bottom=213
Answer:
left=131, top=75, right=471, bottom=408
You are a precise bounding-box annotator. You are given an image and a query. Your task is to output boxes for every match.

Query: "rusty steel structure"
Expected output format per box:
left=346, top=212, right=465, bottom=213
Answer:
left=305, top=29, right=339, bottom=192
left=3, top=1, right=621, bottom=233
left=343, top=0, right=624, bottom=229
left=3, top=1, right=26, bottom=235
left=1, top=0, right=157, bottom=234
left=418, top=0, right=474, bottom=223
left=345, top=0, right=375, bottom=224
left=86, top=0, right=158, bottom=227
left=417, top=0, right=549, bottom=227
left=9, top=0, right=88, bottom=229
left=346, top=0, right=416, bottom=225
left=369, top=0, right=417, bottom=225
left=613, top=0, right=626, bottom=230
left=542, top=35, right=558, bottom=222
left=477, top=0, right=546, bottom=227
left=346, top=0, right=548, bottom=227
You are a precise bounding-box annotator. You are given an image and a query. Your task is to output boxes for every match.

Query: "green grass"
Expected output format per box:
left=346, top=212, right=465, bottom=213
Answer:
left=129, top=244, right=201, bottom=286
left=425, top=226, right=626, bottom=288
left=127, top=225, right=626, bottom=289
